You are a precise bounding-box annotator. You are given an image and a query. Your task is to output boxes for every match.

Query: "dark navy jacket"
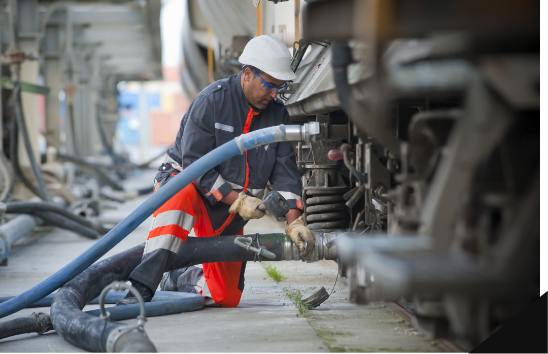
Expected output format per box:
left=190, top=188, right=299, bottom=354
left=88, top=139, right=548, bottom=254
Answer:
left=154, top=73, right=302, bottom=235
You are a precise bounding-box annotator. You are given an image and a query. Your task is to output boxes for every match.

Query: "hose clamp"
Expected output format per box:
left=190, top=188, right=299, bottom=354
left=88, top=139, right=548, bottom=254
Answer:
left=234, top=236, right=276, bottom=260
left=235, top=136, right=245, bottom=154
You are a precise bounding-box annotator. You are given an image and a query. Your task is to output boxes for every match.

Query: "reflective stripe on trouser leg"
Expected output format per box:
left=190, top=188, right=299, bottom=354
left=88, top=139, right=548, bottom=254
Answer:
left=128, top=184, right=204, bottom=292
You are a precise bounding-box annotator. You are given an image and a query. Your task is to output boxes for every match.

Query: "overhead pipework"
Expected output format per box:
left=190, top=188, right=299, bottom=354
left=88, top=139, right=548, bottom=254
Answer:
left=0, top=0, right=166, bottom=269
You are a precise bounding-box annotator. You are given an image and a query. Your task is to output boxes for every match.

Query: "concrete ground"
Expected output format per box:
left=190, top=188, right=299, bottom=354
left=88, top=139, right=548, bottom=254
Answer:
left=0, top=169, right=443, bottom=353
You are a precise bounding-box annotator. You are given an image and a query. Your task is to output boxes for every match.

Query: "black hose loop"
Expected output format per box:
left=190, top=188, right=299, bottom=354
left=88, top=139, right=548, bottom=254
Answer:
left=12, top=83, right=53, bottom=202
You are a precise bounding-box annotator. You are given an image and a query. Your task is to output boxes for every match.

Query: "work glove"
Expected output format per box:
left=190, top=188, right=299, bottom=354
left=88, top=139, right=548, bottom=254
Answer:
left=286, top=215, right=315, bottom=258
left=228, top=191, right=265, bottom=221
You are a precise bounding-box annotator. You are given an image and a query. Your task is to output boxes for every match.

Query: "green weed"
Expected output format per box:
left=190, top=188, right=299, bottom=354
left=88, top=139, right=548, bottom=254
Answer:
left=263, top=263, right=287, bottom=282
left=285, top=289, right=310, bottom=316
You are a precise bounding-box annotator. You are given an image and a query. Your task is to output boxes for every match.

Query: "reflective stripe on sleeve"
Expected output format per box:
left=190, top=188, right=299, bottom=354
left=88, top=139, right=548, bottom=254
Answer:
left=164, top=154, right=183, bottom=172
left=210, top=175, right=228, bottom=193
left=278, top=191, right=302, bottom=201
left=208, top=176, right=243, bottom=201
left=249, top=188, right=265, bottom=198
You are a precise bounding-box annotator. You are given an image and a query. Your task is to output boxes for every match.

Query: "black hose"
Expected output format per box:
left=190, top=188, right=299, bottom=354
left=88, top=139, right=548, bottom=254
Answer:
left=67, top=102, right=80, bottom=157
left=137, top=186, right=154, bottom=196
left=5, top=202, right=111, bottom=234
left=95, top=104, right=118, bottom=162
left=50, top=234, right=286, bottom=351
left=35, top=211, right=100, bottom=239
left=55, top=153, right=124, bottom=191
left=0, top=152, right=14, bottom=202
left=54, top=153, right=153, bottom=195
left=12, top=83, right=52, bottom=201
left=95, top=106, right=127, bottom=181
left=0, top=312, right=52, bottom=340
left=51, top=245, right=151, bottom=352
left=169, top=233, right=286, bottom=269
left=99, top=191, right=126, bottom=203
left=9, top=118, right=47, bottom=200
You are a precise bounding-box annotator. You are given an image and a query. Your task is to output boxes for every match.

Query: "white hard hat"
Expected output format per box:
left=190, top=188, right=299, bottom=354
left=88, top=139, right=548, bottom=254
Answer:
left=238, top=35, right=297, bottom=81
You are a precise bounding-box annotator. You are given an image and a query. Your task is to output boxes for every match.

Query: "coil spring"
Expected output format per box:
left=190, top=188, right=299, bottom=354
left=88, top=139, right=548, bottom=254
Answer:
left=305, top=188, right=349, bottom=231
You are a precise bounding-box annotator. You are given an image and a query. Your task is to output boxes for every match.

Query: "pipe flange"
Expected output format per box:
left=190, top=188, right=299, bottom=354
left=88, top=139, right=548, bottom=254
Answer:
left=100, top=281, right=148, bottom=352
left=106, top=325, right=148, bottom=353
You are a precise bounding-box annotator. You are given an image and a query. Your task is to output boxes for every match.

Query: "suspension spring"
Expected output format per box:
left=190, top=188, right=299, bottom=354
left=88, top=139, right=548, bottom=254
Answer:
left=304, top=187, right=349, bottom=231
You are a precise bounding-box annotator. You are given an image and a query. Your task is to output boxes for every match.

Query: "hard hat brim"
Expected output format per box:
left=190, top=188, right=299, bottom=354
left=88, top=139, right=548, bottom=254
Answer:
left=239, top=57, right=297, bottom=81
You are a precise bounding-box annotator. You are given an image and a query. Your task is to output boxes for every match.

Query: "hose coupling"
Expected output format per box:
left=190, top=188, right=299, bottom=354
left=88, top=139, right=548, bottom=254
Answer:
left=282, top=231, right=339, bottom=262
left=283, top=122, right=321, bottom=143
left=234, top=236, right=276, bottom=260
left=101, top=281, right=152, bottom=352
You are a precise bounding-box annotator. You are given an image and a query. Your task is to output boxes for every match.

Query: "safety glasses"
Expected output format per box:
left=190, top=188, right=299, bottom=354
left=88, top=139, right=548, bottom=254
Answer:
left=250, top=67, right=288, bottom=92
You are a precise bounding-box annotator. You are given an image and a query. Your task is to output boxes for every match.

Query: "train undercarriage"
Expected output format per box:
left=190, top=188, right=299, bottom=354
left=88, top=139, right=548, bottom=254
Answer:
left=276, top=0, right=539, bottom=349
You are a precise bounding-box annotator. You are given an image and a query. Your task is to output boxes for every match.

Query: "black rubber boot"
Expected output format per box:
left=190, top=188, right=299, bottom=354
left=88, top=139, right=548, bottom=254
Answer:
left=159, top=267, right=189, bottom=292
left=115, top=280, right=153, bottom=306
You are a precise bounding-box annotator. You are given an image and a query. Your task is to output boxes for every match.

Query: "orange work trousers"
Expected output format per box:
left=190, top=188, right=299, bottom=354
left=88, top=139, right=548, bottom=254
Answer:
left=137, top=184, right=245, bottom=307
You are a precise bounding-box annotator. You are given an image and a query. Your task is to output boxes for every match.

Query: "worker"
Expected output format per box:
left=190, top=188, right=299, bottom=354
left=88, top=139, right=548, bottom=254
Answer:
left=117, top=36, right=314, bottom=307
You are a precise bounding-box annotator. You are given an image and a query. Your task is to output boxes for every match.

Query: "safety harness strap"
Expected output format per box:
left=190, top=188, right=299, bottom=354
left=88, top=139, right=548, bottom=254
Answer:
left=214, top=108, right=258, bottom=236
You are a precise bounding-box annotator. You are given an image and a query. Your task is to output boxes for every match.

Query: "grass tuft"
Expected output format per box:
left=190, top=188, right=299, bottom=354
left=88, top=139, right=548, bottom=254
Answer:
left=285, top=289, right=310, bottom=317
left=263, top=263, right=287, bottom=282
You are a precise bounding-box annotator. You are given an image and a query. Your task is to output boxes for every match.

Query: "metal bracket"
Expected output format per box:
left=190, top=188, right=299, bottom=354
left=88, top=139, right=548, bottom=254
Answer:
left=279, top=82, right=301, bottom=95
left=234, top=236, right=276, bottom=260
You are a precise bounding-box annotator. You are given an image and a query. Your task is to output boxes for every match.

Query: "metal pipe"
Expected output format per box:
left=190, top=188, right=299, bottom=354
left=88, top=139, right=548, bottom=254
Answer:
left=341, top=144, right=365, bottom=184
left=0, top=213, right=43, bottom=265
left=346, top=184, right=365, bottom=209
left=256, top=0, right=262, bottom=36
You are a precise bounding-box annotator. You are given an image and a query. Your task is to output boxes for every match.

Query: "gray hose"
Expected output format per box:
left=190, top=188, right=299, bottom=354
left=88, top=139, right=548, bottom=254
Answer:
left=0, top=312, right=53, bottom=340
left=12, top=82, right=53, bottom=202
